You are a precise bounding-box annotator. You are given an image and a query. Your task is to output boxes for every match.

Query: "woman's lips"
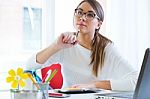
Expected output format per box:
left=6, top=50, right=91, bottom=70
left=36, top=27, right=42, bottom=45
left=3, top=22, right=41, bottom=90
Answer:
left=77, top=23, right=86, bottom=27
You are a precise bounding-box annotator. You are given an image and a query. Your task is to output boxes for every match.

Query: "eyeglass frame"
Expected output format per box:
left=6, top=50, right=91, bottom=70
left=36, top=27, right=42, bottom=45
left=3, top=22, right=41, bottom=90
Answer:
left=74, top=8, right=100, bottom=20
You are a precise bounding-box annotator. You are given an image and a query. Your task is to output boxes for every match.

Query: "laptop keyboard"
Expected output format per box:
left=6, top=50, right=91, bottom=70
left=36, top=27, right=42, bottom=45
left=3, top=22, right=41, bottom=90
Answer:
left=95, top=92, right=134, bottom=99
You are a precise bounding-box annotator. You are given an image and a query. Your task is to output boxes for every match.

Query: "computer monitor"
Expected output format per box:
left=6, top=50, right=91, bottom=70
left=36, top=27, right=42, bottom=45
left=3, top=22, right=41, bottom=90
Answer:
left=133, top=48, right=150, bottom=99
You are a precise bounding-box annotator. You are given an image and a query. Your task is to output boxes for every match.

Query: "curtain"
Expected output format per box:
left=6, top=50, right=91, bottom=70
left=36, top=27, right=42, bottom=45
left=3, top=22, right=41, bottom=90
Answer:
left=105, top=0, right=150, bottom=69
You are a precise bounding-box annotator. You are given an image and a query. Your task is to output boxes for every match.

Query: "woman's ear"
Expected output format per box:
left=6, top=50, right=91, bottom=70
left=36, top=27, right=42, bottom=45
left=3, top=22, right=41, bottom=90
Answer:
left=97, top=21, right=102, bottom=29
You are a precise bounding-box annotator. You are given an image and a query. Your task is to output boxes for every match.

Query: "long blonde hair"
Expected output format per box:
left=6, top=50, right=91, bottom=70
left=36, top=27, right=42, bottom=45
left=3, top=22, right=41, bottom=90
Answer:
left=91, top=32, right=112, bottom=77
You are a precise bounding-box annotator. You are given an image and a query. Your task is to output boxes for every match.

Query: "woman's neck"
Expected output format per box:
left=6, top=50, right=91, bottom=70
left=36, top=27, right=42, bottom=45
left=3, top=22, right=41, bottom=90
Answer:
left=77, top=33, right=93, bottom=50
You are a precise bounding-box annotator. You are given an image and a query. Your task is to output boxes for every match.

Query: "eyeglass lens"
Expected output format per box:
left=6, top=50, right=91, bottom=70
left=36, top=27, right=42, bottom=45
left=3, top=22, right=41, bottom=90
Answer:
left=75, top=9, right=96, bottom=20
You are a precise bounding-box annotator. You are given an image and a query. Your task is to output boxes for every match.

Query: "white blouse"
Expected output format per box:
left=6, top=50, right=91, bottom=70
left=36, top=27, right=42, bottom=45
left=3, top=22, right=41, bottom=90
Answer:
left=26, top=43, right=139, bottom=91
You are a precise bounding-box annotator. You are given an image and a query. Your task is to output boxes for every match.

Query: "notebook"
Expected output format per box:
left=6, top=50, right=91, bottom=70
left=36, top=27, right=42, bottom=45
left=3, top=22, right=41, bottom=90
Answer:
left=95, top=48, right=150, bottom=99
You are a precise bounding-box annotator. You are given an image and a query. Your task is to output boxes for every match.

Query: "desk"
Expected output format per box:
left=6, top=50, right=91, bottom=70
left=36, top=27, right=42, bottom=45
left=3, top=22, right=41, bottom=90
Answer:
left=0, top=90, right=96, bottom=99
left=0, top=90, right=131, bottom=99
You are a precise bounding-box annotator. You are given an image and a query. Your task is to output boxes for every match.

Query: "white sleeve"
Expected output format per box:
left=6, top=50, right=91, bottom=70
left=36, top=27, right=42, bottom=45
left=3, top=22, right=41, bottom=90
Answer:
left=110, top=71, right=138, bottom=91
left=25, top=53, right=42, bottom=70
left=25, top=50, right=64, bottom=70
left=104, top=44, right=139, bottom=91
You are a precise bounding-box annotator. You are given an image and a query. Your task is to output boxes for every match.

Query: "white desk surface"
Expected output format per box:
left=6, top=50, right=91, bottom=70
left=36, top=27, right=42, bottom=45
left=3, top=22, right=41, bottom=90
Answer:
left=0, top=90, right=129, bottom=99
left=0, top=90, right=96, bottom=99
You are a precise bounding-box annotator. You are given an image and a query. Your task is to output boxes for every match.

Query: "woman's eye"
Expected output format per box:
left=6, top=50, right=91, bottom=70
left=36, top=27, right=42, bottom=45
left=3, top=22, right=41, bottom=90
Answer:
left=77, top=11, right=83, bottom=15
left=87, top=13, right=94, bottom=18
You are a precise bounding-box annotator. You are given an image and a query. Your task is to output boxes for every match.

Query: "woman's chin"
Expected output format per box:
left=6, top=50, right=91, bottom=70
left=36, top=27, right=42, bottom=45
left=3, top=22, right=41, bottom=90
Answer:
left=77, top=28, right=86, bottom=32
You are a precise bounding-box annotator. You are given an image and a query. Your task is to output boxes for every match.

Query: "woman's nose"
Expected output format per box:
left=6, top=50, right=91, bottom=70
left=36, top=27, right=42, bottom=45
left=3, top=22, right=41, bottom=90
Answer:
left=80, top=14, right=86, bottom=21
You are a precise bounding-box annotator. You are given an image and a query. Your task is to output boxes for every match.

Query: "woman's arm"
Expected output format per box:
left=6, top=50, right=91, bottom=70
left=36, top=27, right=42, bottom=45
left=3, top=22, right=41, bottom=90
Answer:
left=70, top=80, right=111, bottom=90
left=103, top=44, right=138, bottom=91
left=36, top=33, right=78, bottom=64
left=36, top=43, right=61, bottom=64
left=94, top=80, right=111, bottom=90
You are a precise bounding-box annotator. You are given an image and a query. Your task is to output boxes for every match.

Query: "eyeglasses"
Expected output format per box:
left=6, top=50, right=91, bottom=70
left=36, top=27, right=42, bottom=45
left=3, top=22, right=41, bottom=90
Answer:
left=74, top=9, right=100, bottom=20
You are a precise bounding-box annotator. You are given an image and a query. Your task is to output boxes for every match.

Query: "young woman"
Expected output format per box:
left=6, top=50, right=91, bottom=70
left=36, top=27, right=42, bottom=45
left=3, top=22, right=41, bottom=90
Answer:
left=27, top=0, right=138, bottom=91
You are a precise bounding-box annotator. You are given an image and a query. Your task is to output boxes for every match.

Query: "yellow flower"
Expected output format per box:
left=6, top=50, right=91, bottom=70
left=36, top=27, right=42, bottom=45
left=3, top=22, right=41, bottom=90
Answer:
left=6, top=68, right=28, bottom=89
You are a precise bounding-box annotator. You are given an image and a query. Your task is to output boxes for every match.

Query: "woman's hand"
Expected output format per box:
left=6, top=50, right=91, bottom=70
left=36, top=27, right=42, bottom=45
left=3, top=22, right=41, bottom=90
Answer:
left=54, top=32, right=78, bottom=49
left=36, top=32, right=78, bottom=64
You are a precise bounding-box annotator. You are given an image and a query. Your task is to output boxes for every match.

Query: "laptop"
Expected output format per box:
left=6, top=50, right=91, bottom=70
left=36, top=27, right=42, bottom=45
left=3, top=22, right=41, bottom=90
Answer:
left=95, top=48, right=150, bottom=99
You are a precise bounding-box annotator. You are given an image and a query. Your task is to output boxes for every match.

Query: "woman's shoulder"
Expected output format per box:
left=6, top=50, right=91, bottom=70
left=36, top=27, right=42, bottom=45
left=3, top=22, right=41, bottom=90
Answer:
left=104, top=43, right=115, bottom=52
left=104, top=43, right=122, bottom=57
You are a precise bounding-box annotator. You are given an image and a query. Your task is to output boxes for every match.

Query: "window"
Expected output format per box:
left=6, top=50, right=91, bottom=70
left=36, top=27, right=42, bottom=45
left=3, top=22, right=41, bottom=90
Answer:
left=0, top=0, right=47, bottom=90
left=0, top=0, right=45, bottom=71
left=23, top=7, right=42, bottom=50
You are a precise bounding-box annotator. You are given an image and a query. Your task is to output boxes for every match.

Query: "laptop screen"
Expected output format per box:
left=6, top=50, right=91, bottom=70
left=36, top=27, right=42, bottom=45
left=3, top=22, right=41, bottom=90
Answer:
left=133, top=48, right=150, bottom=99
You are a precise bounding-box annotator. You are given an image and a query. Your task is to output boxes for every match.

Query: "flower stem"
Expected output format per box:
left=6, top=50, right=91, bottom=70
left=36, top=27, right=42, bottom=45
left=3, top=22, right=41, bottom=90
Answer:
left=17, top=83, right=19, bottom=90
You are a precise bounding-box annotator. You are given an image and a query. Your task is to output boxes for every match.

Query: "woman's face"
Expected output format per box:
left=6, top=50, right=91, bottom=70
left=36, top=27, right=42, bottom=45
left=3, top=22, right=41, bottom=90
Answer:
left=74, top=2, right=101, bottom=35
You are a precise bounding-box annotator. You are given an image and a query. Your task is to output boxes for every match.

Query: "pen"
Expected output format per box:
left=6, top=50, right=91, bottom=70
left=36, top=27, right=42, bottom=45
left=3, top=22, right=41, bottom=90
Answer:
left=72, top=30, right=79, bottom=45
left=76, top=30, right=79, bottom=37
left=42, top=69, right=51, bottom=83
left=46, top=69, right=58, bottom=83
